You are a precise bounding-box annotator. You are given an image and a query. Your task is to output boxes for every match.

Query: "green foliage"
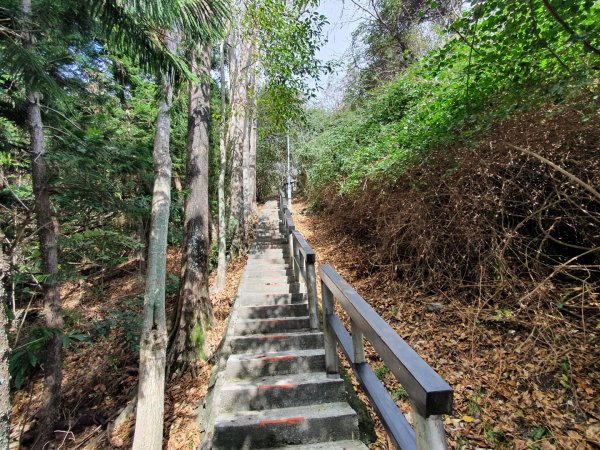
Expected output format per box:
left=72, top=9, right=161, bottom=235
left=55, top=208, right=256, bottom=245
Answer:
left=528, top=426, right=550, bottom=446
left=297, top=0, right=599, bottom=200
left=483, top=425, right=511, bottom=447
left=390, top=386, right=408, bottom=401
left=249, top=0, right=331, bottom=123
left=9, top=328, right=49, bottom=389
left=558, top=358, right=572, bottom=389
left=90, top=296, right=143, bottom=352
left=10, top=327, right=89, bottom=388
left=374, top=364, right=390, bottom=380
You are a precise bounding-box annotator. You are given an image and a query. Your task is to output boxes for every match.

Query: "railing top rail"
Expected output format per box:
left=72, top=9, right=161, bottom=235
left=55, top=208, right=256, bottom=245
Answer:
left=283, top=207, right=295, bottom=231
left=291, top=230, right=315, bottom=263
left=319, top=264, right=453, bottom=417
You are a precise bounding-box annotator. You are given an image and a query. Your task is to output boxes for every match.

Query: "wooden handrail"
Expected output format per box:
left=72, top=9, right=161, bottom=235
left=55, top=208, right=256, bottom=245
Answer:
left=278, top=195, right=318, bottom=330
left=275, top=186, right=452, bottom=448
left=320, top=264, right=453, bottom=416
left=327, top=313, right=417, bottom=450
left=291, top=230, right=315, bottom=263
left=320, top=264, right=453, bottom=450
left=289, top=231, right=318, bottom=328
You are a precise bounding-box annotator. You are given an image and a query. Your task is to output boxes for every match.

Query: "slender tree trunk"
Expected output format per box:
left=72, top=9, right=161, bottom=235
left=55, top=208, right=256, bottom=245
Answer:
left=242, top=113, right=250, bottom=232
left=216, top=40, right=228, bottom=292
left=21, top=2, right=63, bottom=447
left=132, top=32, right=177, bottom=450
left=167, top=44, right=213, bottom=371
left=0, top=230, right=10, bottom=449
left=242, top=56, right=255, bottom=227
left=227, top=28, right=252, bottom=251
left=248, top=72, right=258, bottom=213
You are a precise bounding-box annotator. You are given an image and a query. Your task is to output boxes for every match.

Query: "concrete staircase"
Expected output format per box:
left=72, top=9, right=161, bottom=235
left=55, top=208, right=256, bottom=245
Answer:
left=210, top=201, right=367, bottom=449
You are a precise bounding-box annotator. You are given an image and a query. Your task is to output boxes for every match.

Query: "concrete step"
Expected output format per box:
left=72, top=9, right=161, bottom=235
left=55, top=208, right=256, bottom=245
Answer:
left=240, top=282, right=302, bottom=295
left=245, top=257, right=288, bottom=265
left=237, top=303, right=309, bottom=319
left=240, top=276, right=293, bottom=283
left=237, top=293, right=305, bottom=305
left=230, top=331, right=323, bottom=354
left=220, top=373, right=345, bottom=412
left=248, top=247, right=287, bottom=254
left=244, top=264, right=290, bottom=272
left=225, top=349, right=325, bottom=378
left=248, top=251, right=288, bottom=259
left=270, top=440, right=369, bottom=449
left=212, top=402, right=359, bottom=448
left=240, top=274, right=295, bottom=284
left=244, top=268, right=294, bottom=277
left=234, top=316, right=310, bottom=335
left=252, top=238, right=287, bottom=244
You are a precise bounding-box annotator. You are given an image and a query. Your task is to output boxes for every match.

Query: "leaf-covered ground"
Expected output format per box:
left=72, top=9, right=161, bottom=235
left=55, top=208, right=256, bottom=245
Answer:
left=10, top=249, right=247, bottom=449
left=292, top=201, right=599, bottom=450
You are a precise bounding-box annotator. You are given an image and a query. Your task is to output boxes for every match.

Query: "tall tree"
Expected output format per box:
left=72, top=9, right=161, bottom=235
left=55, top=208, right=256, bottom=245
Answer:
left=168, top=43, right=213, bottom=370
left=216, top=39, right=228, bottom=292
left=132, top=30, right=177, bottom=450
left=226, top=21, right=253, bottom=250
left=0, top=230, right=10, bottom=450
left=19, top=1, right=64, bottom=447
left=248, top=70, right=258, bottom=214
left=243, top=41, right=258, bottom=222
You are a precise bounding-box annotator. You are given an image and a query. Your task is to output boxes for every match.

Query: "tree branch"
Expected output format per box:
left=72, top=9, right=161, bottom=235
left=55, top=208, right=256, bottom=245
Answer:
left=540, top=0, right=600, bottom=56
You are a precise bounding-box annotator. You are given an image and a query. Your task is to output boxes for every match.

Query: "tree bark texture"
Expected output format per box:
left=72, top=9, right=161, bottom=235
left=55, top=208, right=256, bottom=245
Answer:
left=216, top=40, right=228, bottom=292
left=132, top=32, right=177, bottom=450
left=21, top=1, right=64, bottom=447
left=226, top=27, right=253, bottom=250
left=242, top=67, right=253, bottom=232
left=168, top=44, right=213, bottom=370
left=248, top=70, right=258, bottom=214
left=0, top=230, right=10, bottom=449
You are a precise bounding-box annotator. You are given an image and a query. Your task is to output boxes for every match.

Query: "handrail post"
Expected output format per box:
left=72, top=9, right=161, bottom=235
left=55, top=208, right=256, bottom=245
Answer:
left=411, top=401, right=448, bottom=450
left=350, top=318, right=366, bottom=364
left=306, top=262, right=319, bottom=330
left=288, top=227, right=296, bottom=278
left=321, top=282, right=339, bottom=377
left=292, top=238, right=300, bottom=282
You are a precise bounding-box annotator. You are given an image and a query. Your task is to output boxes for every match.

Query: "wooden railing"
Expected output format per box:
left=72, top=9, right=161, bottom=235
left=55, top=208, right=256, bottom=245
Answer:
left=278, top=188, right=319, bottom=331
left=320, top=265, right=453, bottom=450
left=277, top=187, right=453, bottom=449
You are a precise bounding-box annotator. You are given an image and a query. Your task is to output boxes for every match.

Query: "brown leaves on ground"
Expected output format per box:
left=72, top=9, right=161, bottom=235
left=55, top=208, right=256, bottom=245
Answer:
left=10, top=248, right=247, bottom=449
left=293, top=95, right=599, bottom=449
left=293, top=199, right=599, bottom=450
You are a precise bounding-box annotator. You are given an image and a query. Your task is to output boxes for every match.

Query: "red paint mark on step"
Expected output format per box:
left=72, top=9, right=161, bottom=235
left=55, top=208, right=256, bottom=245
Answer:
left=257, top=334, right=289, bottom=340
left=259, top=355, right=295, bottom=362
left=259, top=417, right=305, bottom=427
left=263, top=319, right=285, bottom=324
left=258, top=383, right=298, bottom=391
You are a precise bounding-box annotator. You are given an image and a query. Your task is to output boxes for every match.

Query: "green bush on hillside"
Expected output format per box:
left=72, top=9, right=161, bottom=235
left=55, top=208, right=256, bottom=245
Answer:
left=297, top=0, right=599, bottom=199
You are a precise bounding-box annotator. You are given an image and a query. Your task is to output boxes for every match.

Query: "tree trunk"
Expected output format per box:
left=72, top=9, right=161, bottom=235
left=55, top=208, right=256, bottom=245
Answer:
left=21, top=1, right=64, bottom=447
left=132, top=32, right=177, bottom=450
left=242, top=59, right=254, bottom=231
left=227, top=28, right=252, bottom=251
left=216, top=40, right=228, bottom=292
left=167, top=44, right=213, bottom=371
left=248, top=71, right=258, bottom=213
left=0, top=230, right=10, bottom=449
